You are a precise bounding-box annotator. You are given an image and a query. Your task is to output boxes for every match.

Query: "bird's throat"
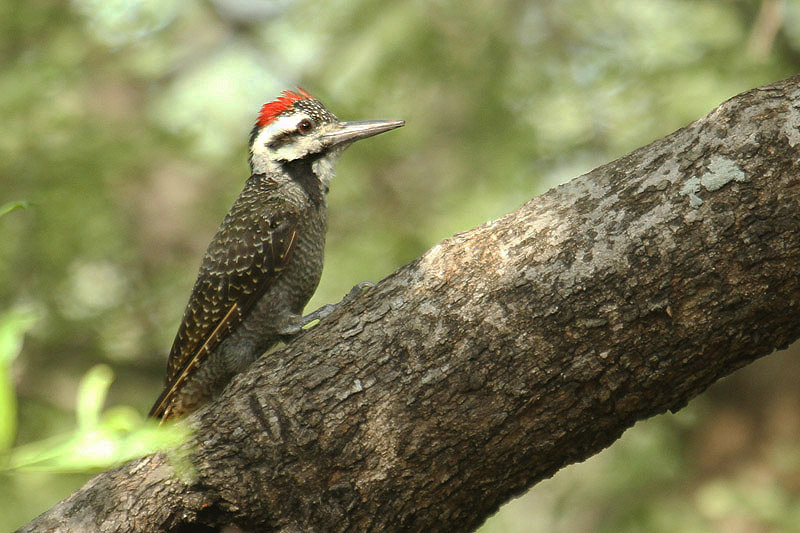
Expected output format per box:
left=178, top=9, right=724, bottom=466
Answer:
left=281, top=155, right=329, bottom=207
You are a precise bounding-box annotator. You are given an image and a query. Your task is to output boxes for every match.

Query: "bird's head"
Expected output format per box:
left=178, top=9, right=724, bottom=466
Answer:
left=248, top=89, right=404, bottom=186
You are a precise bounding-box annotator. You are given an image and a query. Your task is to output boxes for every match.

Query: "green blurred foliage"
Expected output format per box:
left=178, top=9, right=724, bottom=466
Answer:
left=2, top=0, right=800, bottom=530
left=3, top=363, right=190, bottom=473
left=0, top=307, right=37, bottom=452
left=0, top=305, right=189, bottom=529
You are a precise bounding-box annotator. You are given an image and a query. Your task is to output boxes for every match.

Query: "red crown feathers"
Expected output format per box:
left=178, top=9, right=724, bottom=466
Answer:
left=256, top=88, right=313, bottom=128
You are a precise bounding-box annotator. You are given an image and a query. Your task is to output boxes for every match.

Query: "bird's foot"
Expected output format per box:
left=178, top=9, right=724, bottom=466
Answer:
left=279, top=281, right=375, bottom=335
left=341, top=281, right=376, bottom=303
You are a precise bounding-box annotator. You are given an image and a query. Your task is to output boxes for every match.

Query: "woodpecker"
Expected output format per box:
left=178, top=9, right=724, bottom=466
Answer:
left=150, top=89, right=404, bottom=420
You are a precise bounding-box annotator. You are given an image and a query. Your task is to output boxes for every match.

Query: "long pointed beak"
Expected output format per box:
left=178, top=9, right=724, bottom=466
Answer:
left=323, top=119, right=405, bottom=147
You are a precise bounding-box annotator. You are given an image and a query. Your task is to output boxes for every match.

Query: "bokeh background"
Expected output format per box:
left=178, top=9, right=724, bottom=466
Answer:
left=2, top=0, right=800, bottom=531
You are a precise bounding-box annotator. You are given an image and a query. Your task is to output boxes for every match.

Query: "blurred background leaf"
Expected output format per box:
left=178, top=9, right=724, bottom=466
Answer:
left=0, top=201, right=31, bottom=219
left=3, top=361, right=189, bottom=473
left=0, top=308, right=38, bottom=452
left=2, top=0, right=800, bottom=530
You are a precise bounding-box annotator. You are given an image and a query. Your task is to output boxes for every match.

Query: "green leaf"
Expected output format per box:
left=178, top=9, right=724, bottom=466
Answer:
left=4, top=416, right=192, bottom=473
left=0, top=201, right=30, bottom=219
left=2, top=364, right=192, bottom=473
left=76, top=364, right=114, bottom=431
left=0, top=309, right=38, bottom=452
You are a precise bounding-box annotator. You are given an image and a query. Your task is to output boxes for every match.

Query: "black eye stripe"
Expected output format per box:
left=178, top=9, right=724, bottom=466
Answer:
left=267, top=130, right=294, bottom=149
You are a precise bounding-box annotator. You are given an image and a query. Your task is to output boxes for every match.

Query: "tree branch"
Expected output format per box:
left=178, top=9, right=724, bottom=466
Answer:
left=20, top=75, right=800, bottom=532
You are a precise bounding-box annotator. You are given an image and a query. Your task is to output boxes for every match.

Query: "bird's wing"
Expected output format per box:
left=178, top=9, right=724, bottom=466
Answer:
left=149, top=195, right=299, bottom=419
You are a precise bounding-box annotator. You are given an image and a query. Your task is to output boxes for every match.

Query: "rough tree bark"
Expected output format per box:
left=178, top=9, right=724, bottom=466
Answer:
left=20, top=75, right=800, bottom=532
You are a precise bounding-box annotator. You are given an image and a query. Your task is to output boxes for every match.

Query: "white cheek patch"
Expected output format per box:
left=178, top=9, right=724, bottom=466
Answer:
left=250, top=113, right=325, bottom=166
left=251, top=115, right=300, bottom=159
left=275, top=136, right=324, bottom=161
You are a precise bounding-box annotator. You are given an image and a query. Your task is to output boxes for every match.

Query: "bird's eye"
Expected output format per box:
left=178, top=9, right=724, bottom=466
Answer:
left=297, top=119, right=313, bottom=133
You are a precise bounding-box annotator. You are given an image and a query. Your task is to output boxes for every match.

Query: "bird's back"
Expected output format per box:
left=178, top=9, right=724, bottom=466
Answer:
left=151, top=173, right=326, bottom=419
